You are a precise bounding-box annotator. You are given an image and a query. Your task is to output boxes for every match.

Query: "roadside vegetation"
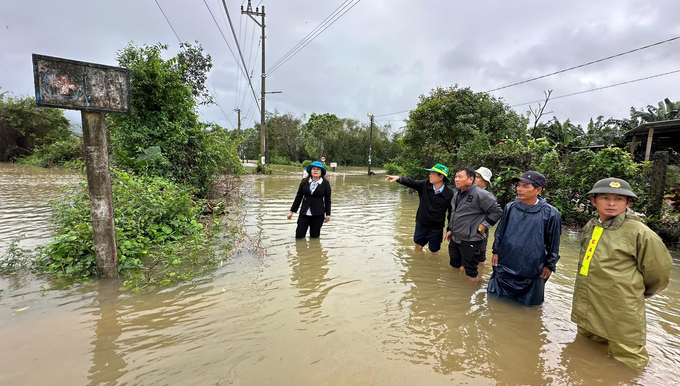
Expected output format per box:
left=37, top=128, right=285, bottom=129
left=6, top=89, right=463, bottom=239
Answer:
left=385, top=85, right=680, bottom=241
left=2, top=44, right=679, bottom=281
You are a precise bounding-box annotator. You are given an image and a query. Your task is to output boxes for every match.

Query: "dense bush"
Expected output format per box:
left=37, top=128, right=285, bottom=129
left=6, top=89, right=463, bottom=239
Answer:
left=109, top=43, right=243, bottom=196
left=0, top=93, right=73, bottom=162
left=38, top=170, right=215, bottom=282
left=18, top=137, right=83, bottom=168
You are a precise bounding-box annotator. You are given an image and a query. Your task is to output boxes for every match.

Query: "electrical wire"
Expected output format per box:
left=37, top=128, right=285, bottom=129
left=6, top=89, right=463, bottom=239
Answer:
left=267, top=0, right=362, bottom=76
left=203, top=0, right=261, bottom=113
left=153, top=0, right=236, bottom=128
left=511, top=69, right=680, bottom=107
left=374, top=109, right=411, bottom=118
left=486, top=35, right=680, bottom=93
left=267, top=0, right=352, bottom=72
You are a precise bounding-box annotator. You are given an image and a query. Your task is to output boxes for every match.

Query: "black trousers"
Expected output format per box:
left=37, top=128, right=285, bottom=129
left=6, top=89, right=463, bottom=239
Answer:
left=449, top=240, right=483, bottom=278
left=295, top=214, right=325, bottom=239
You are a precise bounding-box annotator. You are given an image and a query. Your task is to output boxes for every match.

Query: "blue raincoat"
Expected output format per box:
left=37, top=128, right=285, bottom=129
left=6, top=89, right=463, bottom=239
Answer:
left=487, top=197, right=561, bottom=306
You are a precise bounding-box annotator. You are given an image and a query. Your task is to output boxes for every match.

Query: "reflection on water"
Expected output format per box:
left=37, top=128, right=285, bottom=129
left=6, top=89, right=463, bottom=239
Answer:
left=1, top=165, right=680, bottom=385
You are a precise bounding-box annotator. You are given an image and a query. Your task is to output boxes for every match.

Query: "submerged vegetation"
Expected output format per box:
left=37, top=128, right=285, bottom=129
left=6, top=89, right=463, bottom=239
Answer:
left=37, top=170, right=233, bottom=286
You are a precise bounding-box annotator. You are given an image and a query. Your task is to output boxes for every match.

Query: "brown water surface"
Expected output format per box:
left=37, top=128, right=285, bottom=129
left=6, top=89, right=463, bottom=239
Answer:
left=1, top=164, right=679, bottom=385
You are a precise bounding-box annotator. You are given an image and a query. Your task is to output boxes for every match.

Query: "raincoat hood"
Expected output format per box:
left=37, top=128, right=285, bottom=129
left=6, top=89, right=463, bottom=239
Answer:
left=512, top=196, right=546, bottom=214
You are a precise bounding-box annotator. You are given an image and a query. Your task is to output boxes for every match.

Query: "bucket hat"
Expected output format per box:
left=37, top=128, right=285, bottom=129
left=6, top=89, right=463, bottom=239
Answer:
left=425, top=163, right=451, bottom=184
left=475, top=167, right=493, bottom=185
left=306, top=161, right=327, bottom=176
left=586, top=178, right=637, bottom=199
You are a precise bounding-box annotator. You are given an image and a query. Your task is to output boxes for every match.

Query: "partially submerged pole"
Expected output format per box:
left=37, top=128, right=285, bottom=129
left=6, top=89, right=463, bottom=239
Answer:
left=82, top=112, right=118, bottom=277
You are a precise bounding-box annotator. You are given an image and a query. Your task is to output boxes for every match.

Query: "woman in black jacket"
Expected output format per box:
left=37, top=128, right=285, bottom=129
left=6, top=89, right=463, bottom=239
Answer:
left=287, top=161, right=332, bottom=238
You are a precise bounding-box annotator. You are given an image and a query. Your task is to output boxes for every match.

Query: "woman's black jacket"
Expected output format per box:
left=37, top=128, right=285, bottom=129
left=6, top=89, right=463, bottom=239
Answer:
left=290, top=178, right=332, bottom=216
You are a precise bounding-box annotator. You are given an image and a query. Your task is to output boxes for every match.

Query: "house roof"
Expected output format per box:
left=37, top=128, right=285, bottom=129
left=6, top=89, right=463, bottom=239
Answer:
left=625, top=119, right=680, bottom=137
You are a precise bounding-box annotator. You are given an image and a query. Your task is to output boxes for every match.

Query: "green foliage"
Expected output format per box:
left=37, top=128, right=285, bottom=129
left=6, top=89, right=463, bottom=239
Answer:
left=301, top=160, right=314, bottom=168
left=0, top=235, right=34, bottom=275
left=401, top=85, right=528, bottom=167
left=0, top=94, right=72, bottom=161
left=270, top=155, right=291, bottom=165
left=532, top=118, right=586, bottom=147
left=630, top=97, right=680, bottom=124
left=110, top=42, right=242, bottom=196
left=37, top=170, right=213, bottom=280
left=175, top=41, right=214, bottom=105
left=303, top=112, right=343, bottom=161
left=18, top=137, right=83, bottom=167
left=384, top=162, right=405, bottom=176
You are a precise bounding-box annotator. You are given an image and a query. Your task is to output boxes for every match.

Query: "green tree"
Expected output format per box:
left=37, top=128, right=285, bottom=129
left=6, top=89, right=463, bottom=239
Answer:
left=264, top=110, right=307, bottom=162
left=303, top=113, right=343, bottom=161
left=402, top=85, right=528, bottom=167
left=110, top=42, right=242, bottom=196
left=0, top=93, right=72, bottom=161
left=630, top=98, right=680, bottom=124
left=583, top=116, right=631, bottom=147
left=533, top=117, right=585, bottom=147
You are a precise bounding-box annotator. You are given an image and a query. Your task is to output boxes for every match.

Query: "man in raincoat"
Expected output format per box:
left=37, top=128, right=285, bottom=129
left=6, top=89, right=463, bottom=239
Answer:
left=488, top=171, right=561, bottom=306
left=571, top=178, right=673, bottom=369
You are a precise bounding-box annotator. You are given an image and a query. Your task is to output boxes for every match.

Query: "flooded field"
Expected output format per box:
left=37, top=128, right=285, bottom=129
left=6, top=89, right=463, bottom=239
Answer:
left=1, top=163, right=679, bottom=385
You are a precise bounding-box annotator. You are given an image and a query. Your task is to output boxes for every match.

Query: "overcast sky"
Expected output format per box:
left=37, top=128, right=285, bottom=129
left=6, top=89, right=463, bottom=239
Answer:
left=2, top=0, right=679, bottom=132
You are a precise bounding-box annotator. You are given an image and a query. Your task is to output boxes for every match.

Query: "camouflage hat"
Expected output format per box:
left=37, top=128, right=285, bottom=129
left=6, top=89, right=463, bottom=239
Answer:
left=586, top=178, right=638, bottom=199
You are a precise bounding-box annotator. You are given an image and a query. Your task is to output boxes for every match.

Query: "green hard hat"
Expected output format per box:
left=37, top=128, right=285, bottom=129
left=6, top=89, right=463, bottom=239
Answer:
left=586, top=178, right=638, bottom=199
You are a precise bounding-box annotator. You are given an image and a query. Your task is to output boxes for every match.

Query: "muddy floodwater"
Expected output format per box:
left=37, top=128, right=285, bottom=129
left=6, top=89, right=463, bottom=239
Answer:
left=1, top=163, right=680, bottom=385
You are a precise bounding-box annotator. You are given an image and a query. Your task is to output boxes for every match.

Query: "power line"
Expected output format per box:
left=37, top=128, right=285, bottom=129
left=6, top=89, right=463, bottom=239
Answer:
left=203, top=0, right=261, bottom=113
left=267, top=0, right=352, bottom=72
left=486, top=35, right=680, bottom=93
left=241, top=38, right=261, bottom=111
left=221, top=0, right=261, bottom=114
left=511, top=69, right=680, bottom=107
left=153, top=0, right=235, bottom=128
left=267, top=0, right=362, bottom=76
left=153, top=0, right=181, bottom=42
left=374, top=109, right=411, bottom=117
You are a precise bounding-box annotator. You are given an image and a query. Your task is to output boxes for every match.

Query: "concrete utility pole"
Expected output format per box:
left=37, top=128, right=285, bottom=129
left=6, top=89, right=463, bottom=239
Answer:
left=367, top=113, right=374, bottom=175
left=234, top=108, right=242, bottom=130
left=241, top=1, right=266, bottom=163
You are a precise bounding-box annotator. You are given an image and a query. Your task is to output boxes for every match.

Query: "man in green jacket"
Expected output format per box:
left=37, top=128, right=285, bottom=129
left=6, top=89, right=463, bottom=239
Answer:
left=571, top=178, right=673, bottom=369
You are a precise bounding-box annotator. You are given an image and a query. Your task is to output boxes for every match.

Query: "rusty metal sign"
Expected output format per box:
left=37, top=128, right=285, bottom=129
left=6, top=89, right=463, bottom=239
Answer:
left=32, top=54, right=130, bottom=114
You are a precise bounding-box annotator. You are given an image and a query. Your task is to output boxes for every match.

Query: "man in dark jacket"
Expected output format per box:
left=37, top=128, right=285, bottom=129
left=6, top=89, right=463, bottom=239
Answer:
left=386, top=163, right=453, bottom=255
left=444, top=167, right=502, bottom=282
left=488, top=171, right=561, bottom=306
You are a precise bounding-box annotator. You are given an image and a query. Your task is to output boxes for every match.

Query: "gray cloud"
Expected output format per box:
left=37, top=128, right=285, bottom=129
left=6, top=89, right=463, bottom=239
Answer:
left=2, top=0, right=679, bottom=131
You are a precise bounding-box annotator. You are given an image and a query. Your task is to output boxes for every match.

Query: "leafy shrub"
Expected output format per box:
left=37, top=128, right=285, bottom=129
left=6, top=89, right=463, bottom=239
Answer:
left=270, top=155, right=291, bottom=165
left=1, top=235, right=34, bottom=275
left=38, top=169, right=209, bottom=280
left=301, top=160, right=314, bottom=168
left=384, top=162, right=405, bottom=176
left=18, top=137, right=82, bottom=167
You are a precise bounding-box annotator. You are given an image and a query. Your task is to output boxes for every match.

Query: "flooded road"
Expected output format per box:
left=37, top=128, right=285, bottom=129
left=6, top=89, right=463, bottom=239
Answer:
left=1, top=163, right=680, bottom=385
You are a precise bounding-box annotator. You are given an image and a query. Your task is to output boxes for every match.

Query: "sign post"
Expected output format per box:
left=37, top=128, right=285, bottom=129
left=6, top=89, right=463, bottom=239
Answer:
left=33, top=54, right=130, bottom=278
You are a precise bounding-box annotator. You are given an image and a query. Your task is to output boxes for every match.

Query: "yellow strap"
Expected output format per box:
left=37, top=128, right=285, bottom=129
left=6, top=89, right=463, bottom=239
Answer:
left=580, top=226, right=604, bottom=276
